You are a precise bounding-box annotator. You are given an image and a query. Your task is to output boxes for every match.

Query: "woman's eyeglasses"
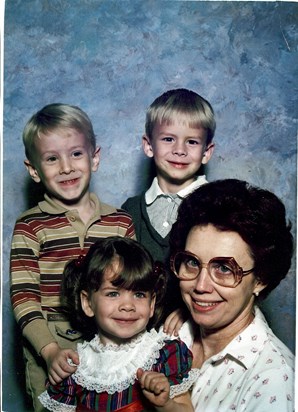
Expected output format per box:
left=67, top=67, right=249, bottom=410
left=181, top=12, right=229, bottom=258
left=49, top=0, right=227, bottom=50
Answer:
left=170, top=250, right=254, bottom=288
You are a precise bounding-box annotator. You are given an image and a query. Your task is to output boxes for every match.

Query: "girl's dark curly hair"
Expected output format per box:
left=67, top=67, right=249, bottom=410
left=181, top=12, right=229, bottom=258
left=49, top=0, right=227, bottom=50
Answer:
left=169, top=179, right=293, bottom=299
left=61, top=236, right=168, bottom=339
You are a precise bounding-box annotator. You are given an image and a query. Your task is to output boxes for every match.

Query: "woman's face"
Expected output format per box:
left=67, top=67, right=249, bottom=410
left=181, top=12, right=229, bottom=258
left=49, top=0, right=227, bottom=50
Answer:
left=179, top=224, right=264, bottom=334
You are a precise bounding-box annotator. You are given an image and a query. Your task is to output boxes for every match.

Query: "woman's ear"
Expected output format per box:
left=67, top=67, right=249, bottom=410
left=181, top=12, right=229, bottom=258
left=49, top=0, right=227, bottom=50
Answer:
left=24, top=159, right=41, bottom=183
left=80, top=290, right=95, bottom=318
left=253, top=280, right=267, bottom=297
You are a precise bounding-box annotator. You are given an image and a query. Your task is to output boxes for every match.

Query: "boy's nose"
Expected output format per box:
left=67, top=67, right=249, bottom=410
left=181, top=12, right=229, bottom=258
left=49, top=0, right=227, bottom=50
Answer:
left=173, top=141, right=187, bottom=156
left=59, top=157, right=74, bottom=174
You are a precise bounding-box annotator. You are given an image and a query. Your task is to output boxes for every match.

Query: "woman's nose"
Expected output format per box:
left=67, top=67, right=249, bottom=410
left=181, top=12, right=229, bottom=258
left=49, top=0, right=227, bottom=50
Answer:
left=193, top=267, right=213, bottom=293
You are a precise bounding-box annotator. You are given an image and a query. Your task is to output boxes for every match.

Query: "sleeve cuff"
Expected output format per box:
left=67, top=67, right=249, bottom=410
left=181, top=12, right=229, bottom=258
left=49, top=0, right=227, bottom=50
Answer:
left=23, top=318, right=57, bottom=354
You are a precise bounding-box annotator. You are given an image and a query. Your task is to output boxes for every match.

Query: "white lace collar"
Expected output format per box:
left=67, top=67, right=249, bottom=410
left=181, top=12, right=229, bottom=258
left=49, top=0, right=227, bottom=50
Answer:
left=72, top=329, right=169, bottom=394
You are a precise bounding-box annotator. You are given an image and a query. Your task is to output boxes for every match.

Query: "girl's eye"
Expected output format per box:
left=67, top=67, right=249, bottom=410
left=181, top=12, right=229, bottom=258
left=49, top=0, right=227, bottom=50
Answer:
left=134, top=291, right=147, bottom=299
left=106, top=291, right=119, bottom=297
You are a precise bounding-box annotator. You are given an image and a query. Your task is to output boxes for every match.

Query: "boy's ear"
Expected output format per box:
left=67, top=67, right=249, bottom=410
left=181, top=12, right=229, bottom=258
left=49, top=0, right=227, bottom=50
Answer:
left=80, top=290, right=95, bottom=318
left=142, top=135, right=154, bottom=158
left=201, top=142, right=215, bottom=165
left=24, top=160, right=41, bottom=183
left=91, top=146, right=101, bottom=172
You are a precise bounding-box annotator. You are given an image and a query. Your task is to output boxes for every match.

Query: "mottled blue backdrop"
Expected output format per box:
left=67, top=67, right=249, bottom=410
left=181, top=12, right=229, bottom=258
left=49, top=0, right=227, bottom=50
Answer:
left=3, top=1, right=297, bottom=411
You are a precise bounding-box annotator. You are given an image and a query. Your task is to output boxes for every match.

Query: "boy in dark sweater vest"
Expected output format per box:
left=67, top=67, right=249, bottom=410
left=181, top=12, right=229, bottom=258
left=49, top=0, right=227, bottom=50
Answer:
left=122, top=88, right=216, bottom=263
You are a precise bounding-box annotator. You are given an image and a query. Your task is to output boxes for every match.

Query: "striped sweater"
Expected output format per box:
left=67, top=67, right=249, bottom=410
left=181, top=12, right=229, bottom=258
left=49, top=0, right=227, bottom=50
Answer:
left=10, top=193, right=135, bottom=354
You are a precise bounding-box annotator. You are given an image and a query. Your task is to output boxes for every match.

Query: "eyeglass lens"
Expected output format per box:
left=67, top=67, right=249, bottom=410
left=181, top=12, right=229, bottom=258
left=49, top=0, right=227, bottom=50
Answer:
left=173, top=252, right=239, bottom=287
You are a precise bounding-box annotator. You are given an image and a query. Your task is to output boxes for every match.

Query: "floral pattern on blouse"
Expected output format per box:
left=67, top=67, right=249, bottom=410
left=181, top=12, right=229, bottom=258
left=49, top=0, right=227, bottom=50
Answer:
left=179, top=306, right=295, bottom=412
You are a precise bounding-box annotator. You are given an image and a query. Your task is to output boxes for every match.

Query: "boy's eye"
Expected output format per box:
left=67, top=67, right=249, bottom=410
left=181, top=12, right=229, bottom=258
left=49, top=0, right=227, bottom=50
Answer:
left=161, top=137, right=174, bottom=142
left=187, top=139, right=200, bottom=145
left=72, top=150, right=84, bottom=158
left=46, top=156, right=58, bottom=163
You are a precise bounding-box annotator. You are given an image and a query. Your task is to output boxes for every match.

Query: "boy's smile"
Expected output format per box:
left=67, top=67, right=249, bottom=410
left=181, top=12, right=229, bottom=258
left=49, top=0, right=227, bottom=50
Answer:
left=143, top=120, right=214, bottom=193
left=167, top=160, right=190, bottom=169
left=25, top=128, right=100, bottom=209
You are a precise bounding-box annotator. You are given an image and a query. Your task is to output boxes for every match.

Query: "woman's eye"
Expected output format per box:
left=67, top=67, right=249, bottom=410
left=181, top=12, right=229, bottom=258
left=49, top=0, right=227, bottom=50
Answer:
left=186, top=258, right=199, bottom=269
left=213, top=263, right=233, bottom=275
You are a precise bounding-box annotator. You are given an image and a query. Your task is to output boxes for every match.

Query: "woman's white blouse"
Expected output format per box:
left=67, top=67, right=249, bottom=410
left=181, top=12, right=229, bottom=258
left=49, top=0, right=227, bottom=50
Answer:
left=179, top=306, right=295, bottom=412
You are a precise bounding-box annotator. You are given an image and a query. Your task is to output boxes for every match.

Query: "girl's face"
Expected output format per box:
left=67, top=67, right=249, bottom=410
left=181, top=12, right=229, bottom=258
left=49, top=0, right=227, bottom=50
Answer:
left=81, top=261, right=156, bottom=345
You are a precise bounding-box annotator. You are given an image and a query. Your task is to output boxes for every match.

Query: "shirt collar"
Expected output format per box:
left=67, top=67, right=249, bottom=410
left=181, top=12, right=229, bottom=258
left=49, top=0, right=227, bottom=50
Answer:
left=38, top=193, right=69, bottom=214
left=38, top=193, right=116, bottom=217
left=145, top=175, right=208, bottom=205
left=180, top=306, right=269, bottom=371
left=208, top=307, right=269, bottom=369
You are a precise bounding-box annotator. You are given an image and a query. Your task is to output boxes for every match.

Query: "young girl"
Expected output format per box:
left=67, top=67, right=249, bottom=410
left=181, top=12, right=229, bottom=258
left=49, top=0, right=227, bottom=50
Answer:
left=39, top=236, right=195, bottom=412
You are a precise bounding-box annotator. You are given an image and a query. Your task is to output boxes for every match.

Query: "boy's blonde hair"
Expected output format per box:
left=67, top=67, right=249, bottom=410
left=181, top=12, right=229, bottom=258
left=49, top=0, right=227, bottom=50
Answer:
left=145, top=88, right=216, bottom=145
left=23, top=103, right=96, bottom=162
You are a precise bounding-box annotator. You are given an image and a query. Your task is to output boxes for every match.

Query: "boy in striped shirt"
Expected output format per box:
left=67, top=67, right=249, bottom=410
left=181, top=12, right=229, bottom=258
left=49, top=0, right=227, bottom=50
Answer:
left=10, top=103, right=135, bottom=412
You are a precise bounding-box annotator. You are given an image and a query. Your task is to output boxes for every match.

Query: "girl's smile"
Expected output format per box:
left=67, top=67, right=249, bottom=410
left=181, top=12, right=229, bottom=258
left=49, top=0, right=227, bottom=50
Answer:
left=81, top=261, right=156, bottom=346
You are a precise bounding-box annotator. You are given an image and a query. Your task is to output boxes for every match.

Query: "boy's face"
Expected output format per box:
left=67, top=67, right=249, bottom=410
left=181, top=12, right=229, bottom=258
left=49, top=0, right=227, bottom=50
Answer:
left=25, top=128, right=100, bottom=208
left=143, top=120, right=214, bottom=192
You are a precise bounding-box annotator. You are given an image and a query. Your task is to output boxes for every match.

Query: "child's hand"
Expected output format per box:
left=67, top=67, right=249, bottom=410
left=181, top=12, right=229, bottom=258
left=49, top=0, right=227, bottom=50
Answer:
left=40, top=342, right=79, bottom=385
left=163, top=308, right=185, bottom=336
left=137, top=368, right=194, bottom=412
left=137, top=368, right=170, bottom=407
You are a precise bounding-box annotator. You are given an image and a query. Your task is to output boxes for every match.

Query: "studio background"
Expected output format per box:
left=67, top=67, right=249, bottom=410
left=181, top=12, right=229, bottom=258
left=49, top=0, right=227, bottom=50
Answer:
left=3, top=1, right=297, bottom=411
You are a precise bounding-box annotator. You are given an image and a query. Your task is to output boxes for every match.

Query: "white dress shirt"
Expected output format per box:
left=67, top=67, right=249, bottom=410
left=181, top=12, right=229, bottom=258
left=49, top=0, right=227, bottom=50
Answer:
left=145, top=176, right=208, bottom=237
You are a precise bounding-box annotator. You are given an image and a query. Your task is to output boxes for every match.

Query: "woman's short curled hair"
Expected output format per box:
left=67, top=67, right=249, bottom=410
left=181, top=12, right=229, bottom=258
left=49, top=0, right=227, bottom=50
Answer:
left=169, top=179, right=293, bottom=298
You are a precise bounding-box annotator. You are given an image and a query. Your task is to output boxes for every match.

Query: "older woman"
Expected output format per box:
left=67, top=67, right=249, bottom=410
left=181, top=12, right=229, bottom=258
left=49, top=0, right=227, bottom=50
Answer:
left=167, top=179, right=295, bottom=412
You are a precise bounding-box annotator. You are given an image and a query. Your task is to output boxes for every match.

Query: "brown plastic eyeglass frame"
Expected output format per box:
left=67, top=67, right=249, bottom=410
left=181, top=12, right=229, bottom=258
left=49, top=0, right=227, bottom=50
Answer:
left=170, top=250, right=255, bottom=288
